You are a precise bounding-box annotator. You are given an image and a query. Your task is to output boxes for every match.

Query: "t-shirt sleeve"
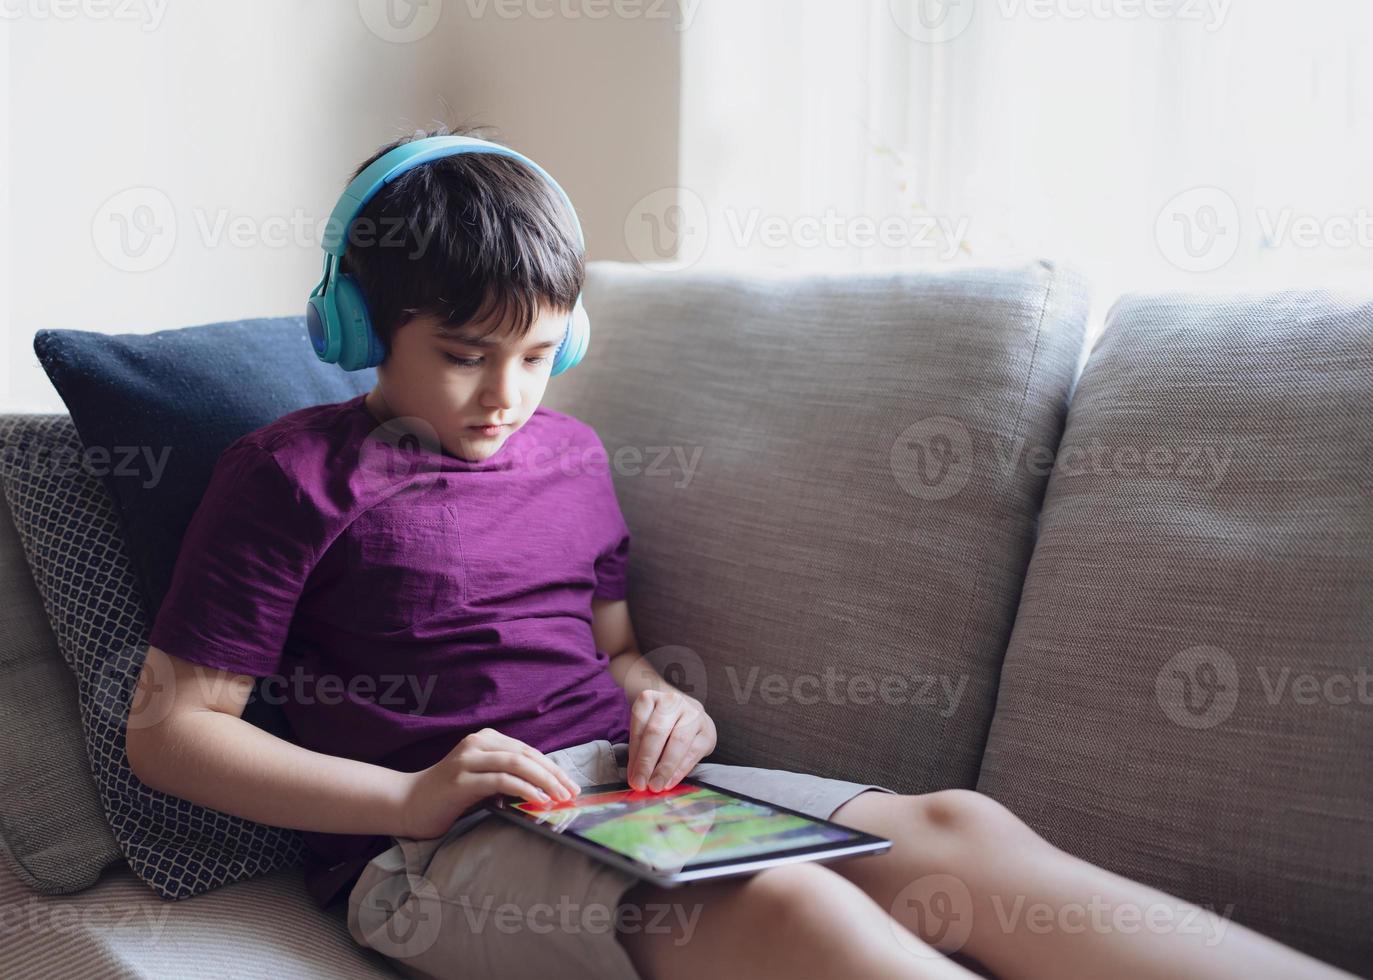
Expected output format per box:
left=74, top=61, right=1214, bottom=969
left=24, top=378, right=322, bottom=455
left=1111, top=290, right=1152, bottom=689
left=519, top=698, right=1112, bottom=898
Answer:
left=593, top=518, right=631, bottom=601
left=148, top=441, right=323, bottom=678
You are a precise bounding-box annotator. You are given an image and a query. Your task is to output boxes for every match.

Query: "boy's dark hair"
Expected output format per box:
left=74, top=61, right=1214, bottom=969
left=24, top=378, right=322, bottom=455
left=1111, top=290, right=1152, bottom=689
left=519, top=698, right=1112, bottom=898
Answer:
left=337, top=123, right=584, bottom=360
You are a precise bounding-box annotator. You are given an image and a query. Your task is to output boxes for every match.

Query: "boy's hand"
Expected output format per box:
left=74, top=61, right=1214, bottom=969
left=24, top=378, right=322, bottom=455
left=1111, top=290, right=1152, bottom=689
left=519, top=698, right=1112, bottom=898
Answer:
left=399, top=727, right=581, bottom=840
left=627, top=689, right=717, bottom=792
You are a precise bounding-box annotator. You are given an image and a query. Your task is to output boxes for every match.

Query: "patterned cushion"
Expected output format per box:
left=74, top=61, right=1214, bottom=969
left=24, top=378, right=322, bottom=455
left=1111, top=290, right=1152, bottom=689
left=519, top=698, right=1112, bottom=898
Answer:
left=0, top=415, right=305, bottom=900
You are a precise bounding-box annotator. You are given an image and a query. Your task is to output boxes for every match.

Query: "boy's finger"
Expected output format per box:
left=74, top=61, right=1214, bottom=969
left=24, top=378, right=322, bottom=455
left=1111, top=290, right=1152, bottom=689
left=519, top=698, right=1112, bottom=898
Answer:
left=663, top=730, right=714, bottom=789
left=536, top=753, right=580, bottom=797
left=516, top=754, right=574, bottom=802
left=649, top=721, right=697, bottom=790
left=489, top=772, right=557, bottom=806
left=490, top=731, right=579, bottom=799
left=626, top=697, right=645, bottom=778
left=537, top=757, right=578, bottom=799
left=469, top=751, right=567, bottom=802
left=633, top=703, right=683, bottom=790
left=627, top=693, right=662, bottom=789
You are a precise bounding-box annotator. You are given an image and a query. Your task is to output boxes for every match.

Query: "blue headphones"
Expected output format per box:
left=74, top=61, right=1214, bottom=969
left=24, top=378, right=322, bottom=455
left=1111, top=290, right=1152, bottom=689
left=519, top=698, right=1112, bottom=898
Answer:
left=306, top=135, right=590, bottom=373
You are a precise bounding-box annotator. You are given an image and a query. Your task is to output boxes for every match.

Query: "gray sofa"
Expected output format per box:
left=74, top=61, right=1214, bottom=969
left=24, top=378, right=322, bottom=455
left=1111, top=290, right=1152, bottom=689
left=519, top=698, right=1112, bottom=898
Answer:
left=0, top=260, right=1368, bottom=978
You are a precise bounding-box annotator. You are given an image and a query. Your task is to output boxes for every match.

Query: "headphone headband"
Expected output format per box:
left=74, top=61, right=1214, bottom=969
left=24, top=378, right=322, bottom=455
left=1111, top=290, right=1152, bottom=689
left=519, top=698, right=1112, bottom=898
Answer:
left=321, top=135, right=585, bottom=256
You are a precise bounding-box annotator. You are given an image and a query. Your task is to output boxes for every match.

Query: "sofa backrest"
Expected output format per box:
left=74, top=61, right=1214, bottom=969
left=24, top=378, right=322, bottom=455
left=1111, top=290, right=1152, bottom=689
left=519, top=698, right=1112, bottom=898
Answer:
left=976, top=288, right=1373, bottom=973
left=542, top=259, right=1089, bottom=793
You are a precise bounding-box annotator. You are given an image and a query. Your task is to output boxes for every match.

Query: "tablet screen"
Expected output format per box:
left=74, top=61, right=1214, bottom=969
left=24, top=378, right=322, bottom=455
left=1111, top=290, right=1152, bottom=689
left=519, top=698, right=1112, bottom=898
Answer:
left=508, top=781, right=863, bottom=871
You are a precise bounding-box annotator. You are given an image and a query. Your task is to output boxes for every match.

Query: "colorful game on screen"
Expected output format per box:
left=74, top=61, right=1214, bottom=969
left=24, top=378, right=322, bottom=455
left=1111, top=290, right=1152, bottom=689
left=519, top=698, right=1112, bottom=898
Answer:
left=513, top=783, right=860, bottom=871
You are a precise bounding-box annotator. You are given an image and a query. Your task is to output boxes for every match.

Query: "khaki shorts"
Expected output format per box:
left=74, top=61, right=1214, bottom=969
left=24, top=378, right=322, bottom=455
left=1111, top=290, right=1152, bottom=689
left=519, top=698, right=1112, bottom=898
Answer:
left=346, top=739, right=895, bottom=980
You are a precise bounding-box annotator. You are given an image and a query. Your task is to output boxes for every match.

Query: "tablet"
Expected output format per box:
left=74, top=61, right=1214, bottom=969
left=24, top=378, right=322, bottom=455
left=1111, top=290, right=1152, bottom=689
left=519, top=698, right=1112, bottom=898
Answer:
left=486, top=777, right=891, bottom=887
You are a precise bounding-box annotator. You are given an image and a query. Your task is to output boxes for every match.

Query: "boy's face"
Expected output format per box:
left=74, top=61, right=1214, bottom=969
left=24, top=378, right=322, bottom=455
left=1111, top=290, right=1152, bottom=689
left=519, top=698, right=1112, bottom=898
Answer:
left=365, top=304, right=569, bottom=463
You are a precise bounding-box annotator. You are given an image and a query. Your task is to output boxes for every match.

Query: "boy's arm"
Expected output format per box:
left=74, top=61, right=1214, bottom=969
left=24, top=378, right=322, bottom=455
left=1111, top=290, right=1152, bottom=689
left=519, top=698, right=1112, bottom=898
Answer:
left=594, top=596, right=675, bottom=703
left=593, top=597, right=717, bottom=790
left=126, top=644, right=412, bottom=837
left=127, top=646, right=580, bottom=842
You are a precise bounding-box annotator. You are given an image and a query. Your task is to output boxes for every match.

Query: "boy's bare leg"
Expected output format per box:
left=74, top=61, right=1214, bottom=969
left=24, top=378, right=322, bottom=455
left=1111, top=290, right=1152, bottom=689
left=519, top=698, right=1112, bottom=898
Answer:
left=616, top=861, right=978, bottom=980
left=826, top=789, right=1353, bottom=980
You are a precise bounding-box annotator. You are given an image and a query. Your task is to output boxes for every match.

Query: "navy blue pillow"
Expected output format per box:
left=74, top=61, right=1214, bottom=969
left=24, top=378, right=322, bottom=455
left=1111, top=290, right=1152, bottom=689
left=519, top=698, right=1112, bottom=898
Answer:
left=33, top=316, right=374, bottom=619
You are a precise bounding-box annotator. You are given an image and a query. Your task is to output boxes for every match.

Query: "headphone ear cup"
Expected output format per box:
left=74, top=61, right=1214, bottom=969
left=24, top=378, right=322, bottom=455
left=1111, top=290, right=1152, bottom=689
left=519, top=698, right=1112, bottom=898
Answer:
left=306, top=293, right=339, bottom=363
left=332, top=274, right=383, bottom=371
left=550, top=297, right=590, bottom=376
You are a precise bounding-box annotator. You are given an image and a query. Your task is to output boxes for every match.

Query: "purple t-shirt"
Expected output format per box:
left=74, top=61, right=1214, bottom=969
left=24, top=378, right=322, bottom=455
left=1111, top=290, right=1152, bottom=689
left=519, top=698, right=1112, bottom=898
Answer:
left=148, top=393, right=634, bottom=908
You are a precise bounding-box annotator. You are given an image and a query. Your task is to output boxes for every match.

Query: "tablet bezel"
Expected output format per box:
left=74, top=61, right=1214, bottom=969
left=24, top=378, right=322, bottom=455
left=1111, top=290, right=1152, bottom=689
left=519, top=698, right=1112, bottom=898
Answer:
left=485, top=776, right=892, bottom=888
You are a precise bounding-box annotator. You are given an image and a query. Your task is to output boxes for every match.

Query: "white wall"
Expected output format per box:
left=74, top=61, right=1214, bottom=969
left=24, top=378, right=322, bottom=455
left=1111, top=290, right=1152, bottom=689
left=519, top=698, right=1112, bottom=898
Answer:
left=1, top=0, right=681, bottom=412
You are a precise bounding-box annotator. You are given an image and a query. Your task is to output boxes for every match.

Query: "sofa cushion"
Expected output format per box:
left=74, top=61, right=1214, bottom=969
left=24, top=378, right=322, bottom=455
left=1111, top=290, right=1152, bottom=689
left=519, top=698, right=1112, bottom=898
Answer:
left=540, top=259, right=1090, bottom=792
left=0, top=847, right=401, bottom=979
left=0, top=415, right=307, bottom=901
left=976, top=289, right=1373, bottom=973
left=0, top=488, right=122, bottom=893
left=32, top=317, right=373, bottom=616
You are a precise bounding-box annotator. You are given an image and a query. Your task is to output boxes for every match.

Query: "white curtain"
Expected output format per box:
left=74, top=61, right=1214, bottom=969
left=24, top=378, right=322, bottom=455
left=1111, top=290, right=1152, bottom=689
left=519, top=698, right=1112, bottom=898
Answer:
left=674, top=0, right=1373, bottom=332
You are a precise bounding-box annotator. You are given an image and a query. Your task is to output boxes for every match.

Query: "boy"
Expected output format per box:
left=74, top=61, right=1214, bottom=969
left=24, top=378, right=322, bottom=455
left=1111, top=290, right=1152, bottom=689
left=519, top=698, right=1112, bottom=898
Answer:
left=125, top=127, right=1346, bottom=980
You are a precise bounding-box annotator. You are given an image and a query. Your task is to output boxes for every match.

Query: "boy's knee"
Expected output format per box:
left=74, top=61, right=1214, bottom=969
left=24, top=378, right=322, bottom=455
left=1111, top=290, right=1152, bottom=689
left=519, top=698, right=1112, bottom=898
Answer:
left=919, top=789, right=1038, bottom=852
left=738, top=862, right=857, bottom=931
